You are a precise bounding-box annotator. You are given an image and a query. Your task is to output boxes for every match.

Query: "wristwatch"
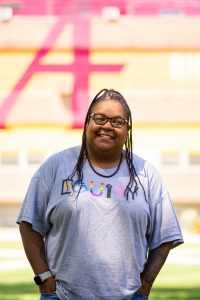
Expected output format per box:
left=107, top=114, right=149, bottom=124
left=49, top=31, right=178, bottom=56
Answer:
left=34, top=270, right=52, bottom=285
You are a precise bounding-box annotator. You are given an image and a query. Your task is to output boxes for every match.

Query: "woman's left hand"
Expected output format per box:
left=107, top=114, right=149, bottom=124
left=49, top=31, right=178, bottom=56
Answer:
left=39, top=276, right=56, bottom=293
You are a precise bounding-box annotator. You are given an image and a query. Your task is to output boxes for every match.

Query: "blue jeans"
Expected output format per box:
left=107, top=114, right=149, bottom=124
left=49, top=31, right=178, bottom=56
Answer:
left=131, top=291, right=149, bottom=299
left=39, top=291, right=148, bottom=300
left=40, top=291, right=60, bottom=300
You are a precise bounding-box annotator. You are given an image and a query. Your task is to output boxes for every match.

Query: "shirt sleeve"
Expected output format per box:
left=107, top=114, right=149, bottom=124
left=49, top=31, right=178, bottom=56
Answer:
left=16, top=160, right=53, bottom=237
left=146, top=163, right=184, bottom=250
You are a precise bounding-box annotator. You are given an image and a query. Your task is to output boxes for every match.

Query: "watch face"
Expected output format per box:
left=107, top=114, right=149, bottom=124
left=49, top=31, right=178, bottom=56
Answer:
left=34, top=275, right=43, bottom=285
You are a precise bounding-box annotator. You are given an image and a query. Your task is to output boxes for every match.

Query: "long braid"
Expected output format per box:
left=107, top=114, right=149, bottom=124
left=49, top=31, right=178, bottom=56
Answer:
left=67, top=88, right=146, bottom=200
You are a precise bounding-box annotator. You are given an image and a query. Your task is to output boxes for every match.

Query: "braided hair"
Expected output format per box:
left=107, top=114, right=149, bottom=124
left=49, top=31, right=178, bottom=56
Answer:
left=67, top=88, right=145, bottom=200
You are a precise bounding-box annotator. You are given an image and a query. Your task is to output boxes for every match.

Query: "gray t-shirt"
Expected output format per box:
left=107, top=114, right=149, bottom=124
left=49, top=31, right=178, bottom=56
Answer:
left=17, top=146, right=183, bottom=300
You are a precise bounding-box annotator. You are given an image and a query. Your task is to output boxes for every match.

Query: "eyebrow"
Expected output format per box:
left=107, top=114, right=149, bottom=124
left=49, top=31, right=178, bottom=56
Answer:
left=93, top=113, right=126, bottom=118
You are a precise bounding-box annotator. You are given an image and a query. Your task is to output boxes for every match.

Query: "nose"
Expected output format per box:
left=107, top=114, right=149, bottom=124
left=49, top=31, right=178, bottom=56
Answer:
left=101, top=119, right=113, bottom=129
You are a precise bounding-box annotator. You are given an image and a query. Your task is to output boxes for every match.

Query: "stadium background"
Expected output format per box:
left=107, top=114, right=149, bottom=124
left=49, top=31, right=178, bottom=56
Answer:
left=0, top=0, right=200, bottom=235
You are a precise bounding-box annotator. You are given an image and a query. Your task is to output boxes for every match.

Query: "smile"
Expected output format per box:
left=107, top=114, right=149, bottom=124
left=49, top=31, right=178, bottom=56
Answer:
left=98, top=134, right=114, bottom=139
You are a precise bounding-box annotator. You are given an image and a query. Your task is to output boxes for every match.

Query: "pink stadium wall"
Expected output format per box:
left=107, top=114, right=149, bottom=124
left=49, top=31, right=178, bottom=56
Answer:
left=1, top=1, right=200, bottom=129
left=1, top=0, right=200, bottom=16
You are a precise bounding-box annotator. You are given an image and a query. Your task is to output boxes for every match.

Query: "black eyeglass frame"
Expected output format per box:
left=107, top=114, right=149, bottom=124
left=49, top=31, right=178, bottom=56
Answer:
left=89, top=113, right=130, bottom=129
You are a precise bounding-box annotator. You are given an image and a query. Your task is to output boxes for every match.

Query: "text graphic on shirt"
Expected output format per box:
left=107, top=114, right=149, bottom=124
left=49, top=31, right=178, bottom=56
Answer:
left=61, top=179, right=135, bottom=199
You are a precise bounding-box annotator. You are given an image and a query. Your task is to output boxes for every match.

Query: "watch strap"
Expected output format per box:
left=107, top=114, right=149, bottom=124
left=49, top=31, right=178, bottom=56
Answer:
left=39, top=271, right=52, bottom=282
left=34, top=270, right=52, bottom=285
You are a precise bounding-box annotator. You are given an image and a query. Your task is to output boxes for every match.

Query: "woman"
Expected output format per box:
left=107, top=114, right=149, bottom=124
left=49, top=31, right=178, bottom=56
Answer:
left=17, top=89, right=183, bottom=300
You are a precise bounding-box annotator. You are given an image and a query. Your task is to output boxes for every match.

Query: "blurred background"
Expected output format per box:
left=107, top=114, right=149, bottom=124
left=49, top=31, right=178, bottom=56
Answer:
left=0, top=0, right=200, bottom=299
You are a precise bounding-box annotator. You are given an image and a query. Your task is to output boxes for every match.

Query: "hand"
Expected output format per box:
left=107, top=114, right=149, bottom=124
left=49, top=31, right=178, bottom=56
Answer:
left=39, top=276, right=56, bottom=293
left=137, top=278, right=152, bottom=296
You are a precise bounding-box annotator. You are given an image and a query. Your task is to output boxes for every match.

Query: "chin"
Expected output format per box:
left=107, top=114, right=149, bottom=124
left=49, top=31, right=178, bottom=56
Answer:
left=87, top=139, right=117, bottom=154
left=96, top=145, right=114, bottom=152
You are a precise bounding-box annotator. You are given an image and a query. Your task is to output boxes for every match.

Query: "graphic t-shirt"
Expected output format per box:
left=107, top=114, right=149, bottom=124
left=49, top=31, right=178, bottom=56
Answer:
left=17, top=146, right=183, bottom=300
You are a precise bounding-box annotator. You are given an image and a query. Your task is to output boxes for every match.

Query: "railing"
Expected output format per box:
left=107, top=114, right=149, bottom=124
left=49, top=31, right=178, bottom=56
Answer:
left=1, top=0, right=200, bottom=16
left=0, top=148, right=200, bottom=171
left=0, top=147, right=199, bottom=205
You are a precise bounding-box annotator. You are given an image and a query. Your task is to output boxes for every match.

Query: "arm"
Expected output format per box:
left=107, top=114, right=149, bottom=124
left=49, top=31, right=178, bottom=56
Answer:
left=138, top=242, right=172, bottom=296
left=19, top=221, right=56, bottom=293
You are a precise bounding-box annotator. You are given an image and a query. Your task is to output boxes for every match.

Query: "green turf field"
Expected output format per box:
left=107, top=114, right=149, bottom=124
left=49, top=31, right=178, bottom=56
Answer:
left=0, top=266, right=200, bottom=300
left=0, top=241, right=200, bottom=300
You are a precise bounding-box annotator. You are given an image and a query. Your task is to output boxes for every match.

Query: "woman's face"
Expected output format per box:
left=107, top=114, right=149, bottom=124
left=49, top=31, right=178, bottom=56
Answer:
left=85, top=99, right=129, bottom=156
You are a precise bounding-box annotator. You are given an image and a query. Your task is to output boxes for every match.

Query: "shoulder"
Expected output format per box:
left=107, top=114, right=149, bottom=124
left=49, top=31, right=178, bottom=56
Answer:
left=133, top=153, right=168, bottom=200
left=133, top=153, right=162, bottom=183
left=45, top=145, right=81, bottom=164
left=132, top=153, right=154, bottom=176
left=36, top=146, right=81, bottom=176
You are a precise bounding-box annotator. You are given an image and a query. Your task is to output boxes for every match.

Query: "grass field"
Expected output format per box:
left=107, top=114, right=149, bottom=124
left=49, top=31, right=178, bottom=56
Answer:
left=0, top=237, right=200, bottom=300
left=0, top=265, right=200, bottom=300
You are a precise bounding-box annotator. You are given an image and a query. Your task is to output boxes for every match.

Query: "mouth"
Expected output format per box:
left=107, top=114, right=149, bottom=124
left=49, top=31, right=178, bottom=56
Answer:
left=97, top=133, right=114, bottom=140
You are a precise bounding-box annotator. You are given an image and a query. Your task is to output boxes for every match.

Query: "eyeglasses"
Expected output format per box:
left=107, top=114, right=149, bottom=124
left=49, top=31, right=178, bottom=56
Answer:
left=90, top=113, right=129, bottom=128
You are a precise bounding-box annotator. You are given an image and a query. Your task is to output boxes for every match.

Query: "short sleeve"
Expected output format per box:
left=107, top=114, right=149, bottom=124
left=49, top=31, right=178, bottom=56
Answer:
left=17, top=166, right=52, bottom=237
left=146, top=163, right=184, bottom=250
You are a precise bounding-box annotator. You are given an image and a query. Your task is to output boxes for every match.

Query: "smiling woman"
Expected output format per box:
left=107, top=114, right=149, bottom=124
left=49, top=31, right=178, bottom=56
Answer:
left=17, top=88, right=184, bottom=300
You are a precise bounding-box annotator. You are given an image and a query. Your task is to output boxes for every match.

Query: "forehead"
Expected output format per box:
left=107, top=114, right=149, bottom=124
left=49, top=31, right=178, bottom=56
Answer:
left=91, top=98, right=127, bottom=117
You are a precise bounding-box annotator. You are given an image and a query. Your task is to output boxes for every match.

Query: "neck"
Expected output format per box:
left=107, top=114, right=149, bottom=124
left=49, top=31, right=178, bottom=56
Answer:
left=87, top=151, right=123, bottom=178
left=86, top=148, right=123, bottom=169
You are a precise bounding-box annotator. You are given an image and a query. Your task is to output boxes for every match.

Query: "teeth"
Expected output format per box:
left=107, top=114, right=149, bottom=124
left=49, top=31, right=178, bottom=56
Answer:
left=99, top=134, right=112, bottom=138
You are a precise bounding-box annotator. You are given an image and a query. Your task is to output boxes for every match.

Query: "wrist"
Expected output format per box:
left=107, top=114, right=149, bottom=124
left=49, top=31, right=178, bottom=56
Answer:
left=142, top=278, right=153, bottom=287
left=138, top=279, right=152, bottom=297
left=34, top=270, right=52, bottom=285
